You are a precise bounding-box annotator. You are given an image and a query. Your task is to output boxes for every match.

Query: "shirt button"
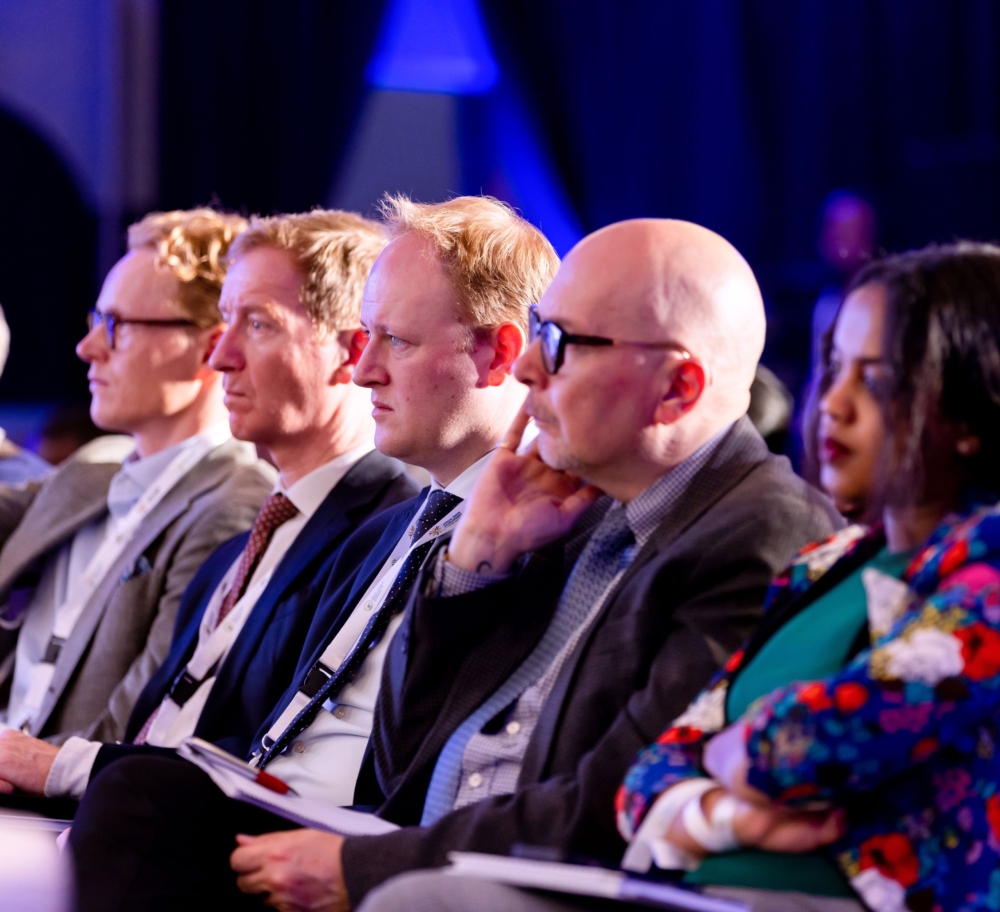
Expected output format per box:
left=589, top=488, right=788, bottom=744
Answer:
left=292, top=742, right=305, bottom=754
left=467, top=772, right=483, bottom=789
left=505, top=721, right=521, bottom=736
left=334, top=707, right=347, bottom=719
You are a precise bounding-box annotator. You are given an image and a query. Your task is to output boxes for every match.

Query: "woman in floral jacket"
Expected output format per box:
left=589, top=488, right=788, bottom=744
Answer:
left=617, top=243, right=1000, bottom=912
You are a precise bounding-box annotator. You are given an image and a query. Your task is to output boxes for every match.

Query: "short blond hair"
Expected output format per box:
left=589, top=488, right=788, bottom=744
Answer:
left=128, top=208, right=248, bottom=327
left=379, top=194, right=559, bottom=336
left=227, top=210, right=387, bottom=332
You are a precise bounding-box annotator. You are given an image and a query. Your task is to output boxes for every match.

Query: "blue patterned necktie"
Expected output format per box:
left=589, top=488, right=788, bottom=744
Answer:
left=420, top=505, right=635, bottom=824
left=258, top=489, right=463, bottom=769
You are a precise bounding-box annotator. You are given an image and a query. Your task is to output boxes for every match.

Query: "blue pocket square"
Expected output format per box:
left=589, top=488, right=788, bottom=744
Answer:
left=120, top=554, right=152, bottom=582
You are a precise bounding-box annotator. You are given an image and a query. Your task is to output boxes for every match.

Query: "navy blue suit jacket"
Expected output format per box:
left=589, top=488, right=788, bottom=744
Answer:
left=246, top=488, right=429, bottom=761
left=91, top=451, right=418, bottom=779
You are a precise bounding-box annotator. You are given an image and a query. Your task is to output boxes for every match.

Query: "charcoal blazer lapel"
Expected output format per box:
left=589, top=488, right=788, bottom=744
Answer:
left=519, top=416, right=770, bottom=784
left=379, top=500, right=612, bottom=811
left=28, top=439, right=255, bottom=736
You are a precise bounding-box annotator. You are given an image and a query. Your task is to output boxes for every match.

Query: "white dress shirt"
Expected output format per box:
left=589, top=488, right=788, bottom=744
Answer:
left=260, top=449, right=494, bottom=805
left=44, top=443, right=374, bottom=799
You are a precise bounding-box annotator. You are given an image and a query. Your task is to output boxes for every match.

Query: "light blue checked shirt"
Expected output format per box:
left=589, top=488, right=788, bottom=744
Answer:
left=422, top=425, right=732, bottom=822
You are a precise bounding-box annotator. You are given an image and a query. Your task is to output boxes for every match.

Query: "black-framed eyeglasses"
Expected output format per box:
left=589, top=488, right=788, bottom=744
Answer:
left=528, top=306, right=692, bottom=375
left=87, top=310, right=199, bottom=350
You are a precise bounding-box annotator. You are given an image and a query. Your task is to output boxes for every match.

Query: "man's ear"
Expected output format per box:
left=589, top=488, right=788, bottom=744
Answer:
left=196, top=324, right=226, bottom=378
left=653, top=360, right=706, bottom=424
left=485, top=322, right=525, bottom=387
left=332, top=329, right=368, bottom=385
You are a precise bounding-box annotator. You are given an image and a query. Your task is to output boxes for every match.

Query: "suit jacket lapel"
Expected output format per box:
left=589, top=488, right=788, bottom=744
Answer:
left=394, top=499, right=611, bottom=790
left=0, top=463, right=119, bottom=601
left=29, top=443, right=247, bottom=735
left=520, top=417, right=770, bottom=783
left=208, top=456, right=402, bottom=709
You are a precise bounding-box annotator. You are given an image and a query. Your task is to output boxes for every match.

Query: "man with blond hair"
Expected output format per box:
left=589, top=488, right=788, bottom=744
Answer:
left=0, top=209, right=417, bottom=805
left=69, top=194, right=560, bottom=910
left=0, top=208, right=274, bottom=762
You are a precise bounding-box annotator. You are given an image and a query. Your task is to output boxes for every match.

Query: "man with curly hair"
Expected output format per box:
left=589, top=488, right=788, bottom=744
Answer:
left=0, top=208, right=275, bottom=762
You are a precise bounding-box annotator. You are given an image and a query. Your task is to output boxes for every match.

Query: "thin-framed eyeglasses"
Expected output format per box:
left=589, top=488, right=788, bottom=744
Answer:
left=87, top=309, right=200, bottom=350
left=528, top=306, right=692, bottom=375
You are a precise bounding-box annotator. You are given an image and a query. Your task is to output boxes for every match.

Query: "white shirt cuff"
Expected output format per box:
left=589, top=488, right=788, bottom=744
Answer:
left=44, top=736, right=102, bottom=799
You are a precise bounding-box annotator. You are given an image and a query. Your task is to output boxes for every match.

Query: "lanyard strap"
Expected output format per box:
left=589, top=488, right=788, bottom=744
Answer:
left=10, top=427, right=230, bottom=732
left=257, top=498, right=463, bottom=753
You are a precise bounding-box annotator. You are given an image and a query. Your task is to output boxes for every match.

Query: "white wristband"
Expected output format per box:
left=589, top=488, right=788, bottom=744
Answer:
left=681, top=791, right=740, bottom=854
left=621, top=778, right=718, bottom=873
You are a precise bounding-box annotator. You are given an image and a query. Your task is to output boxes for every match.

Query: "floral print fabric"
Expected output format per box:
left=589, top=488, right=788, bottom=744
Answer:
left=616, top=504, right=1000, bottom=912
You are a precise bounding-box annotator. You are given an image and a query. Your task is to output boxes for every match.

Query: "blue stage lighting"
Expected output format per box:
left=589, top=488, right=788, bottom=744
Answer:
left=366, top=0, right=499, bottom=95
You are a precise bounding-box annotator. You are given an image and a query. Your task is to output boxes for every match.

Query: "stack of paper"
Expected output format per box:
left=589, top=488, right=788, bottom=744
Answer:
left=177, top=737, right=398, bottom=836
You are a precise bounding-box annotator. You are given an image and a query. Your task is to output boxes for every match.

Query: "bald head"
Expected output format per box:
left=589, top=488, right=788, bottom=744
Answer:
left=518, top=218, right=766, bottom=500
left=552, top=219, right=765, bottom=419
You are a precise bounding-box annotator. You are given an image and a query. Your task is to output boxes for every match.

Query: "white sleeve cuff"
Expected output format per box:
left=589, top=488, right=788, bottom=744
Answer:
left=44, top=737, right=102, bottom=800
left=620, top=777, right=718, bottom=873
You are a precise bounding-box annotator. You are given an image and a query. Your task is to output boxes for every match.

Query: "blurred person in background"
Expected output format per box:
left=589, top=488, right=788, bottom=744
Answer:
left=36, top=404, right=106, bottom=467
left=0, top=304, right=52, bottom=484
left=811, top=191, right=877, bottom=376
left=610, top=242, right=1000, bottom=912
left=0, top=209, right=274, bottom=764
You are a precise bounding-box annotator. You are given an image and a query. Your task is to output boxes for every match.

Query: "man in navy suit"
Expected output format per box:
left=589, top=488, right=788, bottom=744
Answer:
left=0, top=210, right=417, bottom=802
left=68, top=194, right=562, bottom=911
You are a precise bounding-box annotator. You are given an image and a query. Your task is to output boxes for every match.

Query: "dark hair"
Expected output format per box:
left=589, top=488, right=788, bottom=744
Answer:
left=803, top=241, right=1000, bottom=512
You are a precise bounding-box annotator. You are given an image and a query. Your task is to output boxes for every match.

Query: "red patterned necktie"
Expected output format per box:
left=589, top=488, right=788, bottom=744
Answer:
left=216, top=492, right=300, bottom=625
left=132, top=492, right=298, bottom=745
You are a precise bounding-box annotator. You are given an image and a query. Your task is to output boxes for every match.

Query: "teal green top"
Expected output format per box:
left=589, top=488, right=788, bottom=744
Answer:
left=685, top=545, right=914, bottom=896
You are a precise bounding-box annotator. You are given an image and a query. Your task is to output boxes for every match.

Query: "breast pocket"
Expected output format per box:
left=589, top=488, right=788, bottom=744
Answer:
left=119, top=554, right=153, bottom=583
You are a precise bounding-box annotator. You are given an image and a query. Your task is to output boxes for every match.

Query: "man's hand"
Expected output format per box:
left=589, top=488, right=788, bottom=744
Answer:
left=448, top=407, right=603, bottom=575
left=0, top=729, right=59, bottom=795
left=231, top=829, right=349, bottom=912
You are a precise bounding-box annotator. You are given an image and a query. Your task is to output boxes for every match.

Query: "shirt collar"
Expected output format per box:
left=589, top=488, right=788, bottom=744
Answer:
left=427, top=420, right=540, bottom=502
left=620, top=422, right=733, bottom=548
left=278, top=441, right=376, bottom=519
left=107, top=422, right=231, bottom=519
left=431, top=449, right=495, bottom=501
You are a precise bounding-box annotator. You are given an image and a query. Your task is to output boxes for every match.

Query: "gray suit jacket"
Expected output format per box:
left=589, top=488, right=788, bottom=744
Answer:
left=0, top=435, right=276, bottom=743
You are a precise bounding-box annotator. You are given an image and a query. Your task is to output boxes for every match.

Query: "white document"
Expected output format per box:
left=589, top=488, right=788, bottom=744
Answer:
left=445, top=852, right=748, bottom=912
left=177, top=737, right=398, bottom=837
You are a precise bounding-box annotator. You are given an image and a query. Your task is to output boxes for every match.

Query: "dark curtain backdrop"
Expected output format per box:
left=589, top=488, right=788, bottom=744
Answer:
left=0, top=110, right=96, bottom=403
left=481, top=0, right=1000, bottom=390
left=159, top=0, right=388, bottom=216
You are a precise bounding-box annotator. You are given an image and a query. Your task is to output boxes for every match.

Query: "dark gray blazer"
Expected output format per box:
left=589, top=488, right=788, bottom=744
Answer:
left=341, top=417, right=843, bottom=904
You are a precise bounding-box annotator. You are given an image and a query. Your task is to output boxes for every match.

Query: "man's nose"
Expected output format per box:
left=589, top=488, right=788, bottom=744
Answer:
left=76, top=322, right=107, bottom=364
left=514, top=336, right=546, bottom=388
left=208, top=325, right=241, bottom=371
left=352, top=338, right=384, bottom=387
